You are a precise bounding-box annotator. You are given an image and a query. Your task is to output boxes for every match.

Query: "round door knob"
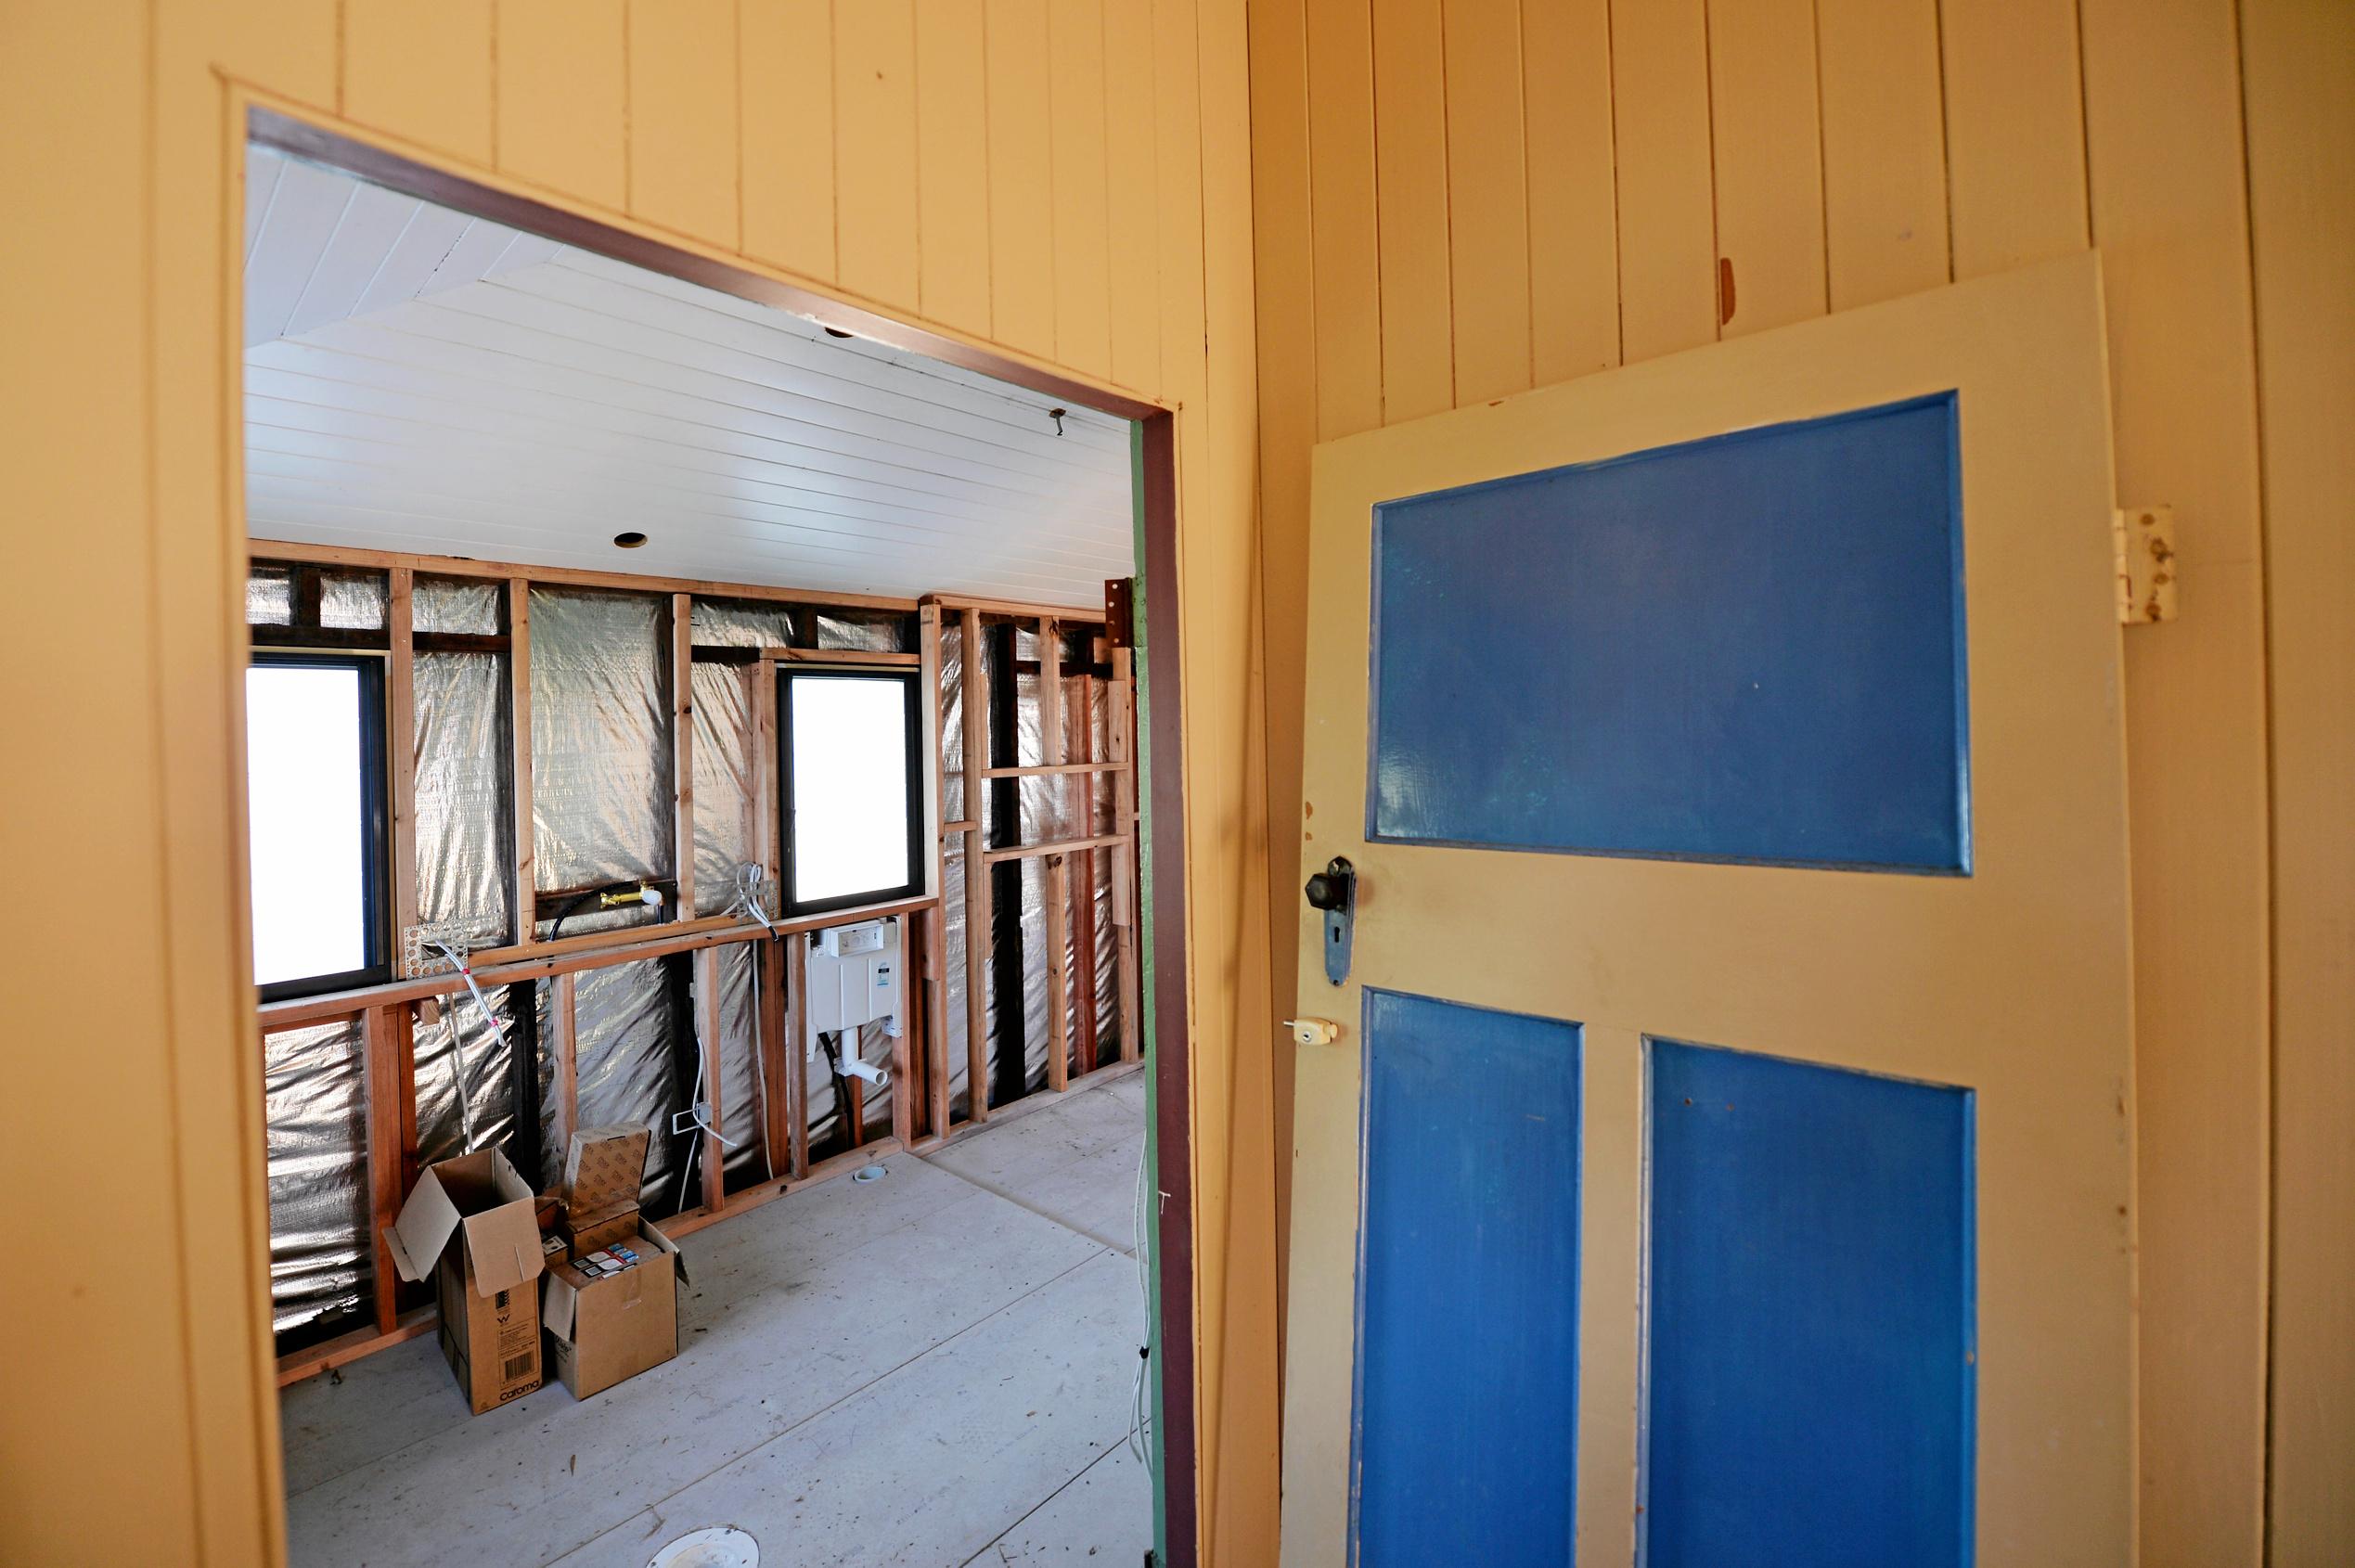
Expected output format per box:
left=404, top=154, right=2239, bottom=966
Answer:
left=1304, top=857, right=1354, bottom=911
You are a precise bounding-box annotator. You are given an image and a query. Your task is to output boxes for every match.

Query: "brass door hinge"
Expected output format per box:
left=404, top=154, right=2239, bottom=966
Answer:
left=2115, top=506, right=2178, bottom=624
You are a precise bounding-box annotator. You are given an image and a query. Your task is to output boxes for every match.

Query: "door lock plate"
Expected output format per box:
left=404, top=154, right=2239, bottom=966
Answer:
left=1305, top=856, right=1356, bottom=985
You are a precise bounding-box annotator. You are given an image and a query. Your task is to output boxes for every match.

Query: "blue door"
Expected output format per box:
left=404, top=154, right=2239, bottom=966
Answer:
left=1278, top=258, right=2136, bottom=1568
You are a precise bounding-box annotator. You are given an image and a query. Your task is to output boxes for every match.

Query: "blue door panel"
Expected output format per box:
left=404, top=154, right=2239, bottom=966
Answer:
left=1369, top=393, right=1969, bottom=872
left=1643, top=1040, right=1975, bottom=1568
left=1353, top=989, right=1582, bottom=1565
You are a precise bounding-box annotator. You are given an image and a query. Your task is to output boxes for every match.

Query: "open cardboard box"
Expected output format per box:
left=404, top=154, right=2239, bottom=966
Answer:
left=381, top=1147, right=546, bottom=1414
left=542, top=1125, right=688, bottom=1399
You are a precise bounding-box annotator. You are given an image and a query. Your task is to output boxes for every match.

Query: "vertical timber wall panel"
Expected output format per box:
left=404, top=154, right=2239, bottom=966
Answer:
left=1048, top=0, right=1113, bottom=380
left=984, top=0, right=1058, bottom=358
left=1520, top=0, right=1618, bottom=385
left=3, top=4, right=1272, bottom=1566
left=1, top=10, right=205, bottom=1566
left=1437, top=0, right=1531, bottom=405
left=1302, top=0, right=1379, bottom=439
left=915, top=0, right=995, bottom=340
left=1368, top=0, right=1452, bottom=427
left=495, top=0, right=628, bottom=212
left=835, top=0, right=921, bottom=309
left=342, top=0, right=495, bottom=162
left=2244, top=1, right=2355, bottom=1559
left=1607, top=0, right=1718, bottom=362
left=1813, top=0, right=1950, bottom=311
left=1705, top=0, right=1827, bottom=338
left=740, top=0, right=839, bottom=282
left=2080, top=2, right=2271, bottom=1559
left=626, top=0, right=741, bottom=247
left=1937, top=0, right=2088, bottom=281
left=1247, top=3, right=2297, bottom=1562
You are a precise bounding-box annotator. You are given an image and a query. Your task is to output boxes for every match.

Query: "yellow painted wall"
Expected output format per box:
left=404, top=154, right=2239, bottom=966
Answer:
left=0, top=2, right=1279, bottom=1563
left=1248, top=0, right=2342, bottom=1561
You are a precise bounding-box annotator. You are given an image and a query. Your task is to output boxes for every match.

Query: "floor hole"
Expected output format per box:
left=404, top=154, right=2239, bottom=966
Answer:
left=649, top=1525, right=760, bottom=1567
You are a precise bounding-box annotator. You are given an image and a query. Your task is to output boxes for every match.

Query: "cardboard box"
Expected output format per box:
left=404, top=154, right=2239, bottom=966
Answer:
left=541, top=1220, right=687, bottom=1399
left=557, top=1124, right=651, bottom=1261
left=540, top=1125, right=687, bottom=1399
left=382, top=1148, right=547, bottom=1414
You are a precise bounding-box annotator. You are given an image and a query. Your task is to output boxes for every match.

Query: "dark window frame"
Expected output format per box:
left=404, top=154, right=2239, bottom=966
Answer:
left=248, top=648, right=393, bottom=1002
left=776, top=665, right=926, bottom=919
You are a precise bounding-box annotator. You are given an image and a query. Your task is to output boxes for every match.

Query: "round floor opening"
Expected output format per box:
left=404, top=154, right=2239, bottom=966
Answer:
left=649, top=1525, right=760, bottom=1567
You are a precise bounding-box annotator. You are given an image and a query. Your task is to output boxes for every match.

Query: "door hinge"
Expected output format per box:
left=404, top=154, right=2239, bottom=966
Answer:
left=2115, top=506, right=2178, bottom=624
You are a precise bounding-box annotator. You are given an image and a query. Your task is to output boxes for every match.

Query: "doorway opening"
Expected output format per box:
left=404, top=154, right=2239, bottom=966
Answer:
left=242, top=106, right=1192, bottom=1568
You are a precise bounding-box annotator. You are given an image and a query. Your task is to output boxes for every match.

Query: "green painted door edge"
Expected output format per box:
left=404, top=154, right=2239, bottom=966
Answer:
left=1130, top=418, right=1171, bottom=1566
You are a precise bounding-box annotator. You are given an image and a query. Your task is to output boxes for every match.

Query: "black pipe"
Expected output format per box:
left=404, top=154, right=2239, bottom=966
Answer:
left=506, top=982, right=542, bottom=1189
left=663, top=950, right=698, bottom=1216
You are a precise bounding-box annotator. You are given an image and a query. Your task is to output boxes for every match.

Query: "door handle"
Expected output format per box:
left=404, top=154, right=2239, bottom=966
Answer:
left=1305, top=856, right=1355, bottom=985
left=1284, top=1018, right=1341, bottom=1047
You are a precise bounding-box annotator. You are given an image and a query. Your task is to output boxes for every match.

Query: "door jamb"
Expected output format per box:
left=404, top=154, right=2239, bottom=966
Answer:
left=242, top=103, right=1200, bottom=1568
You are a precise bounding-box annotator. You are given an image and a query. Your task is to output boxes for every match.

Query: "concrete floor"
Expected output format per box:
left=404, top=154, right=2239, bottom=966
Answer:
left=280, top=1068, right=1152, bottom=1568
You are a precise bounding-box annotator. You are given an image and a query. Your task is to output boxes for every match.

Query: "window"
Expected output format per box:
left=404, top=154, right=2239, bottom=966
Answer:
left=778, top=668, right=923, bottom=916
left=246, top=652, right=391, bottom=999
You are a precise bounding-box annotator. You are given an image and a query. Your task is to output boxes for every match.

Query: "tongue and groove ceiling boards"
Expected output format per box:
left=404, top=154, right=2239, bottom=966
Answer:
left=241, top=145, right=1136, bottom=604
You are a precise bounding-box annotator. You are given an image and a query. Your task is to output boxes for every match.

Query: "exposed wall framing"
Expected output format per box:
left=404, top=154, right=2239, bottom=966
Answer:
left=927, top=596, right=1143, bottom=1133
left=255, top=541, right=1140, bottom=1384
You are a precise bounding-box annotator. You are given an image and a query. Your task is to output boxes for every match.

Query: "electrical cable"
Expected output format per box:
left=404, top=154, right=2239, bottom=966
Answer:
left=731, top=865, right=779, bottom=1183
left=1128, top=1097, right=1154, bottom=1467
left=673, top=997, right=748, bottom=1212
left=675, top=863, right=780, bottom=1208
left=427, top=939, right=498, bottom=1153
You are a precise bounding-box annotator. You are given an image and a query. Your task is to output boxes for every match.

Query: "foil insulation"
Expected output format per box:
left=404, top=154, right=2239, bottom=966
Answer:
left=318, top=569, right=388, bottom=630
left=264, top=1020, right=370, bottom=1343
left=938, top=619, right=971, bottom=1118
left=243, top=563, right=388, bottom=630
left=415, top=574, right=502, bottom=634
left=567, top=957, right=689, bottom=1215
left=1015, top=858, right=1053, bottom=1093
left=986, top=626, right=1058, bottom=1097
left=939, top=617, right=966, bottom=818
left=246, top=564, right=292, bottom=624
left=949, top=620, right=1126, bottom=1105
left=692, top=597, right=798, bottom=649
left=714, top=944, right=772, bottom=1180
left=857, top=1020, right=897, bottom=1141
left=413, top=649, right=509, bottom=945
left=816, top=609, right=914, bottom=652
left=1079, top=676, right=1121, bottom=1062
left=530, top=586, right=673, bottom=940
left=691, top=661, right=758, bottom=917
left=257, top=585, right=1129, bottom=1344
left=413, top=981, right=519, bottom=1167
left=942, top=843, right=972, bottom=1120
left=804, top=1014, right=896, bottom=1152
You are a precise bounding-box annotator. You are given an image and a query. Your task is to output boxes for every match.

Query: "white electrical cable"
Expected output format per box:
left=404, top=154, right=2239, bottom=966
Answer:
left=673, top=1012, right=753, bottom=1209
left=1127, top=1100, right=1154, bottom=1467
left=732, top=865, right=779, bottom=1183
left=429, top=939, right=499, bottom=1152
left=676, top=862, right=783, bottom=1210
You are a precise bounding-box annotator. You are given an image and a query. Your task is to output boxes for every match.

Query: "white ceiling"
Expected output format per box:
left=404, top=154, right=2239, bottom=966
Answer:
left=242, top=146, right=1136, bottom=606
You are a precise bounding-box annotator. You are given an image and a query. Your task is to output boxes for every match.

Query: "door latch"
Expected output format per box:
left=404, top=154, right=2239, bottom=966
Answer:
left=1284, top=1018, right=1340, bottom=1047
left=1305, top=856, right=1355, bottom=986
